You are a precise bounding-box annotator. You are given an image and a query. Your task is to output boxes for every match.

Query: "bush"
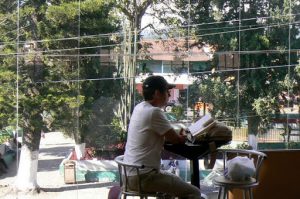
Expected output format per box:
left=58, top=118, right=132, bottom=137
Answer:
left=0, top=128, right=13, bottom=144
left=236, top=142, right=253, bottom=150
left=286, top=141, right=300, bottom=149
left=0, top=134, right=10, bottom=144
left=171, top=106, right=184, bottom=120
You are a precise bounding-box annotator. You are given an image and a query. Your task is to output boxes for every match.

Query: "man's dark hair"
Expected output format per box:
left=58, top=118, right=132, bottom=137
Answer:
left=142, top=76, right=175, bottom=100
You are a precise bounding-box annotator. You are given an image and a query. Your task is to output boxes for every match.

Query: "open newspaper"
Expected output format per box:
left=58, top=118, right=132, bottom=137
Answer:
left=186, top=114, right=216, bottom=142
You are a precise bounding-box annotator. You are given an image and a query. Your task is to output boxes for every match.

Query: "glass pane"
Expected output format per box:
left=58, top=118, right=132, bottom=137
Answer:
left=1, top=1, right=300, bottom=198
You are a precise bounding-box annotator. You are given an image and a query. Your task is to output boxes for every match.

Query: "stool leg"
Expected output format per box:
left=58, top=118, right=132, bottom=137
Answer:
left=217, top=187, right=222, bottom=199
left=242, top=188, right=252, bottom=199
left=243, top=189, right=247, bottom=199
left=249, top=189, right=253, bottom=199
left=223, top=187, right=227, bottom=199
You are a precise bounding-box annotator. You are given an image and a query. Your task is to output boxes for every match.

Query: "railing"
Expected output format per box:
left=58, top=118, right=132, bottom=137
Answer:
left=230, top=127, right=287, bottom=143
left=257, top=129, right=285, bottom=143
left=230, top=127, right=248, bottom=142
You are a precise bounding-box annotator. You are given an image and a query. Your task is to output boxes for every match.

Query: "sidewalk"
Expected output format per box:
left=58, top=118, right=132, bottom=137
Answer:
left=0, top=132, right=116, bottom=199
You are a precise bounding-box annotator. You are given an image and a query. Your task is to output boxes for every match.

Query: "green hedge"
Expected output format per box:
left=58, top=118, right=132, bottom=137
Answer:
left=258, top=142, right=300, bottom=150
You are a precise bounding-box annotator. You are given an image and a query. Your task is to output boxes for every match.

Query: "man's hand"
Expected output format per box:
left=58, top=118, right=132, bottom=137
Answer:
left=165, top=128, right=187, bottom=144
left=178, top=128, right=187, bottom=144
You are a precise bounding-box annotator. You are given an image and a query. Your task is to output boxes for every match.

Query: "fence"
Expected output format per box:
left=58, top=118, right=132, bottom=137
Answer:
left=230, top=127, right=287, bottom=143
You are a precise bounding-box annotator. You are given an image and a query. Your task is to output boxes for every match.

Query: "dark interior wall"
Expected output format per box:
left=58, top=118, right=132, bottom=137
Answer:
left=229, top=150, right=300, bottom=199
left=256, top=150, right=300, bottom=199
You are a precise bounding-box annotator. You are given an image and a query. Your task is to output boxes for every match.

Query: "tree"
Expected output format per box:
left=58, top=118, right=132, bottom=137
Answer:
left=43, top=0, right=120, bottom=144
left=113, top=0, right=156, bottom=131
left=0, top=0, right=118, bottom=192
left=0, top=0, right=19, bottom=131
left=175, top=0, right=299, bottom=148
left=114, top=0, right=192, bottom=131
left=295, top=63, right=300, bottom=117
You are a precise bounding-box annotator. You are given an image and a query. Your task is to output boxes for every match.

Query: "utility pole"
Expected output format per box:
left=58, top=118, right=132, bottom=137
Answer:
left=133, top=0, right=138, bottom=107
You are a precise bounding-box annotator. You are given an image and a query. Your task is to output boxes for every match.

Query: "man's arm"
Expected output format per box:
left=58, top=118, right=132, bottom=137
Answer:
left=164, top=128, right=186, bottom=144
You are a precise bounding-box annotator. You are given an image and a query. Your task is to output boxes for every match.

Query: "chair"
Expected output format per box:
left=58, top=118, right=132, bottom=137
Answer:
left=213, top=149, right=267, bottom=199
left=114, top=155, right=167, bottom=199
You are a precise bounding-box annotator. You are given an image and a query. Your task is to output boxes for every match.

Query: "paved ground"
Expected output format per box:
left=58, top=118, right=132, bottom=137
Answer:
left=0, top=132, right=116, bottom=199
left=0, top=132, right=218, bottom=199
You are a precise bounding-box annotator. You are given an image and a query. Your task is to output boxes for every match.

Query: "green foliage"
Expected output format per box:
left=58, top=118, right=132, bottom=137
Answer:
left=0, top=70, right=16, bottom=128
left=236, top=142, right=253, bottom=150
left=0, top=134, right=10, bottom=144
left=0, top=127, right=13, bottom=144
left=111, top=116, right=127, bottom=142
left=42, top=1, right=119, bottom=143
left=198, top=76, right=237, bottom=120
left=0, top=0, right=120, bottom=147
left=81, top=96, right=121, bottom=148
left=295, top=63, right=300, bottom=76
left=184, top=81, right=202, bottom=107
left=291, top=62, right=300, bottom=100
left=219, top=142, right=253, bottom=150
left=285, top=141, right=300, bottom=149
left=171, top=106, right=184, bottom=120
left=252, top=97, right=279, bottom=127
left=219, top=144, right=233, bottom=149
left=176, top=0, right=299, bottom=133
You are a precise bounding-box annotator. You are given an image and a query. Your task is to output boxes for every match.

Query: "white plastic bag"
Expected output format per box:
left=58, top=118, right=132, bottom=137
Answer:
left=225, top=156, right=256, bottom=181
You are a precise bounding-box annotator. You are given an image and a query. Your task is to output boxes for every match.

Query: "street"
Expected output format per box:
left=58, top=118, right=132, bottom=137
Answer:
left=0, top=132, right=115, bottom=199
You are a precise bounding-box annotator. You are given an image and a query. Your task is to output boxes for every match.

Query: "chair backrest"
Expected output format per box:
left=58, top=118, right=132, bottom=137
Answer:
left=114, top=155, right=145, bottom=194
left=218, top=149, right=267, bottom=182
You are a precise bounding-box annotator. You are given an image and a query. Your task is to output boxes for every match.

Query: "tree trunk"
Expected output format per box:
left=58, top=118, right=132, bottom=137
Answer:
left=74, top=143, right=86, bottom=160
left=247, top=114, right=260, bottom=150
left=15, top=147, right=40, bottom=192
left=116, top=0, right=153, bottom=131
left=14, top=130, right=41, bottom=192
left=116, top=23, right=136, bottom=131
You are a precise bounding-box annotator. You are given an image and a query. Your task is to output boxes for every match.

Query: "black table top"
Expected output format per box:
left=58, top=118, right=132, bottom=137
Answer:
left=164, top=140, right=230, bottom=160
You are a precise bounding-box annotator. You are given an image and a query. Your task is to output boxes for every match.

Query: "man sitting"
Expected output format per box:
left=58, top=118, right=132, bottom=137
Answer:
left=123, top=75, right=202, bottom=199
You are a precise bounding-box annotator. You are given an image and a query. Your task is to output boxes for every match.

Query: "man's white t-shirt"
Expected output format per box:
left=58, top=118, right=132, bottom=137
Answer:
left=124, top=101, right=172, bottom=175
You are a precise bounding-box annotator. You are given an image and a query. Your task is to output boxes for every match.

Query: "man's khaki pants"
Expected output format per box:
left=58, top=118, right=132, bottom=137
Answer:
left=127, top=170, right=202, bottom=199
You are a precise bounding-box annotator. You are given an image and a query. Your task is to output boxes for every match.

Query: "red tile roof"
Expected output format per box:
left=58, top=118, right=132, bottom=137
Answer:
left=138, top=39, right=212, bottom=62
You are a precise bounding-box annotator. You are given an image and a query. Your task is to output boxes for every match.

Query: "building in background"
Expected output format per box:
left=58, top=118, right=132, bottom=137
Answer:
left=135, top=39, right=213, bottom=102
